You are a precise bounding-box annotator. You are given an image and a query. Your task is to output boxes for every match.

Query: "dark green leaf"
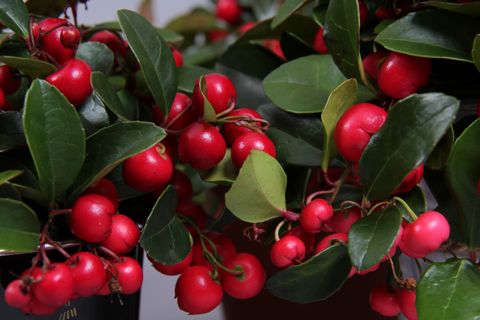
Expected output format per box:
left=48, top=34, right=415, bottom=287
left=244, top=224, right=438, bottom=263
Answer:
left=91, top=71, right=132, bottom=121
left=375, top=10, right=480, bottom=62
left=0, top=170, right=22, bottom=185
left=312, top=4, right=327, bottom=27
left=76, top=42, right=114, bottom=75
left=0, top=111, right=25, bottom=152
left=266, top=244, right=351, bottom=303
left=473, top=34, right=480, bottom=72
left=68, top=122, right=165, bottom=201
left=25, top=0, right=66, bottom=18
left=117, top=90, right=140, bottom=121
left=417, top=259, right=480, bottom=320
left=0, top=56, right=56, bottom=78
left=23, top=80, right=86, bottom=203
left=77, top=94, right=111, bottom=136
left=176, top=65, right=214, bottom=94
left=285, top=166, right=311, bottom=208
left=0, top=198, right=40, bottom=253
left=157, top=29, right=184, bottom=47
left=140, top=186, right=191, bottom=264
left=426, top=126, right=454, bottom=170
left=183, top=41, right=229, bottom=66
left=272, top=0, right=310, bottom=29
left=445, top=119, right=480, bottom=248
left=165, top=9, right=218, bottom=35
left=396, top=186, right=427, bottom=222
left=348, top=206, right=402, bottom=271
left=225, top=151, right=286, bottom=223
left=0, top=0, right=29, bottom=37
left=118, top=10, right=177, bottom=115
left=280, top=32, right=317, bottom=61
left=425, top=1, right=480, bottom=17
left=0, top=184, right=20, bottom=200
left=360, top=93, right=459, bottom=200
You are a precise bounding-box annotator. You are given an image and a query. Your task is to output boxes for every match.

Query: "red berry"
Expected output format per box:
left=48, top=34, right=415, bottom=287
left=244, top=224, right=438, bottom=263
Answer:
left=300, top=199, right=334, bottom=234
left=392, top=164, right=424, bottom=195
left=101, top=257, right=143, bottom=295
left=285, top=226, right=316, bottom=253
left=238, top=22, right=255, bottom=35
left=231, top=132, right=276, bottom=168
left=31, top=263, right=74, bottom=307
left=221, top=253, right=265, bottom=299
left=149, top=250, right=193, bottom=276
left=177, top=201, right=208, bottom=230
left=89, top=30, right=126, bottom=57
left=122, top=145, right=173, bottom=192
left=324, top=207, right=361, bottom=234
left=192, top=233, right=237, bottom=269
left=264, top=39, right=286, bottom=60
left=171, top=47, right=184, bottom=67
left=315, top=233, right=348, bottom=254
left=222, top=108, right=264, bottom=145
left=66, top=252, right=107, bottom=297
left=334, top=103, right=388, bottom=163
left=83, top=178, right=119, bottom=211
left=362, top=51, right=388, bottom=80
left=313, top=28, right=328, bottom=54
left=168, top=170, right=193, bottom=201
left=378, top=52, right=431, bottom=99
left=375, top=7, right=396, bottom=20
left=100, top=214, right=140, bottom=255
left=178, top=122, right=227, bottom=170
left=192, top=73, right=237, bottom=117
left=369, top=284, right=401, bottom=317
left=359, top=0, right=368, bottom=25
left=0, top=89, right=5, bottom=108
left=21, top=298, right=57, bottom=316
left=46, top=58, right=92, bottom=106
left=152, top=93, right=196, bottom=131
left=215, top=0, right=242, bottom=25
left=397, top=288, right=418, bottom=320
left=0, top=65, right=21, bottom=94
left=270, top=235, right=306, bottom=268
left=208, top=29, right=229, bottom=43
left=356, top=263, right=381, bottom=275
left=4, top=279, right=32, bottom=308
left=60, top=27, right=81, bottom=49
left=175, top=266, right=223, bottom=314
left=70, top=194, right=115, bottom=243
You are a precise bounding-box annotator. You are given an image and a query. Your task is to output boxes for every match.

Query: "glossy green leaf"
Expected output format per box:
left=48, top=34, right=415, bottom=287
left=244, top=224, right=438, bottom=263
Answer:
left=198, top=76, right=218, bottom=122
left=280, top=32, right=318, bottom=61
left=118, top=10, right=176, bottom=115
left=473, top=35, right=480, bottom=72
left=417, top=259, right=480, bottom=320
left=140, top=186, right=191, bottom=264
left=0, top=111, right=25, bottom=152
left=176, top=65, right=214, bottom=94
left=272, top=0, right=310, bottom=29
left=77, top=94, right=111, bottom=136
left=0, top=56, right=56, bottom=78
left=68, top=122, right=165, bottom=201
left=396, top=186, right=427, bottom=222
left=348, top=206, right=402, bottom=271
left=266, top=244, right=351, bottom=303
left=0, top=198, right=40, bottom=253
left=445, top=119, right=480, bottom=248
left=76, top=42, right=114, bottom=75
left=426, top=126, right=454, bottom=170
left=425, top=1, right=480, bottom=17
left=360, top=93, right=459, bottom=200
left=321, top=79, right=357, bottom=171
left=225, top=151, right=286, bottom=223
left=375, top=10, right=480, bottom=62
left=0, top=0, right=29, bottom=37
left=23, top=80, right=85, bottom=203
left=91, top=71, right=132, bottom=121
left=0, top=170, right=22, bottom=185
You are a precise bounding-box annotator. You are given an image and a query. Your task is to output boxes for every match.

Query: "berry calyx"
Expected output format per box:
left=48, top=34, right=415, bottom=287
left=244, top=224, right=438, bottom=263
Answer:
left=152, top=92, right=196, bottom=131
left=369, top=284, right=401, bottom=317
left=334, top=103, right=388, bottom=163
left=215, top=0, right=242, bottom=25
left=149, top=250, right=193, bottom=276
left=313, top=28, right=328, bottom=54
left=300, top=199, right=334, bottom=234
left=392, top=164, right=424, bottom=195
left=192, top=74, right=237, bottom=117
left=66, top=252, right=107, bottom=297
left=31, top=263, right=74, bottom=307
left=222, top=108, right=264, bottom=145
left=4, top=279, right=32, bottom=308
left=231, top=132, right=276, bottom=168
left=221, top=253, right=266, bottom=299
left=270, top=235, right=306, bottom=268
left=99, top=214, right=140, bottom=255
left=83, top=178, right=119, bottom=211
left=396, top=288, right=418, bottom=320
left=315, top=233, right=348, bottom=254
left=0, top=65, right=21, bottom=95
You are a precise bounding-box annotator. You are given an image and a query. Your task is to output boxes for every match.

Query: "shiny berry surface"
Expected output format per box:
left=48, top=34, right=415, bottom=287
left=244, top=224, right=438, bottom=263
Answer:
left=221, top=253, right=266, bottom=299
left=270, top=235, right=306, bottom=268
left=223, top=108, right=263, bottom=145
left=300, top=199, right=334, bottom=234
left=231, top=132, right=276, bottom=168
left=70, top=194, right=114, bottom=242
left=66, top=252, right=107, bottom=297
left=369, top=284, right=401, bottom=317
left=100, top=214, right=140, bottom=255
left=192, top=73, right=237, bottom=116
left=149, top=250, right=193, bottom=276
left=31, top=263, right=74, bottom=307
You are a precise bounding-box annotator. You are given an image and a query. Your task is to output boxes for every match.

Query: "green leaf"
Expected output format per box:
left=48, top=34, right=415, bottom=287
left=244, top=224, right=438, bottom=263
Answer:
left=203, top=150, right=237, bottom=185
left=312, top=4, right=327, bottom=27
left=445, top=119, right=480, bottom=248
left=0, top=170, right=22, bottom=185
left=77, top=94, right=111, bottom=136
left=165, top=9, right=218, bottom=35
left=76, top=42, right=114, bottom=75
left=472, top=34, right=480, bottom=72
left=68, top=121, right=165, bottom=201
left=0, top=111, right=25, bottom=152
left=266, top=244, right=351, bottom=303
left=157, top=29, right=184, bottom=47
left=396, top=186, right=427, bottom=222
left=324, top=0, right=371, bottom=88
left=321, top=79, right=358, bottom=171
left=140, top=186, right=191, bottom=264
left=280, top=32, right=318, bottom=61
left=375, top=10, right=480, bottom=63
left=263, top=55, right=373, bottom=114
left=0, top=0, right=29, bottom=37
left=426, top=126, right=454, bottom=170
left=0, top=198, right=40, bottom=253
left=425, top=1, right=480, bottom=17
left=23, top=80, right=86, bottom=203
left=91, top=71, right=133, bottom=121
left=176, top=65, right=214, bottom=94
left=417, top=259, right=480, bottom=320
left=0, top=56, right=56, bottom=78
left=360, top=93, right=459, bottom=200
left=225, top=151, right=286, bottom=223
left=240, top=0, right=279, bottom=20
left=118, top=9, right=176, bottom=116
left=272, top=0, right=310, bottom=29
left=348, top=206, right=402, bottom=271
left=198, top=76, right=218, bottom=122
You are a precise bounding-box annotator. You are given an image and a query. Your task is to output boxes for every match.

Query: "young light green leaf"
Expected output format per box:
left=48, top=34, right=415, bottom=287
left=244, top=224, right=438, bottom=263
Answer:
left=0, top=56, right=56, bottom=78
left=203, top=150, right=237, bottom=185
left=0, top=0, right=29, bottom=37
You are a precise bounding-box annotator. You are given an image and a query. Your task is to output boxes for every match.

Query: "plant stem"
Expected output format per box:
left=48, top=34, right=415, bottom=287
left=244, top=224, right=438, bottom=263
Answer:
left=393, top=197, right=418, bottom=220
left=279, top=209, right=300, bottom=221
left=274, top=219, right=287, bottom=242
left=305, top=188, right=335, bottom=204
left=329, top=167, right=351, bottom=204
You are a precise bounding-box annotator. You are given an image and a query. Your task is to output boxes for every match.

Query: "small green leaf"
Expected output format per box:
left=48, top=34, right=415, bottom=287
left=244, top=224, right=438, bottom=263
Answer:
left=198, top=76, right=218, bottom=122
left=0, top=170, right=22, bottom=185
left=140, top=186, right=191, bottom=264
left=348, top=206, right=402, bottom=271
left=0, top=198, right=40, bottom=253
left=417, top=259, right=480, bottom=320
left=321, top=79, right=357, bottom=171
left=360, top=93, right=459, bottom=200
left=0, top=56, right=56, bottom=78
left=266, top=244, right=351, bottom=303
left=445, top=119, right=480, bottom=248
left=77, top=94, right=111, bottom=136
left=0, top=111, right=25, bottom=152
left=118, top=10, right=176, bottom=116
left=176, top=65, right=214, bottom=94
left=472, top=34, right=480, bottom=72
left=76, top=42, right=114, bottom=75
left=23, top=80, right=86, bottom=203
left=0, top=0, right=29, bottom=37
left=425, top=1, right=480, bottom=17
left=91, top=71, right=132, bottom=121
left=204, top=150, right=237, bottom=185
left=225, top=151, right=286, bottom=223
left=271, top=0, right=310, bottom=29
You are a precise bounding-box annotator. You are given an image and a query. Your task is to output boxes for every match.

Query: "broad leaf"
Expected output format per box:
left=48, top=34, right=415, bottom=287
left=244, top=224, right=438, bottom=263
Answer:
left=198, top=76, right=217, bottom=122
left=0, top=56, right=56, bottom=78
left=348, top=206, right=402, bottom=271
left=0, top=170, right=22, bottom=185
left=375, top=10, right=480, bottom=63
left=23, top=80, right=85, bottom=203
left=77, top=94, right=110, bottom=136
left=473, top=35, right=480, bottom=72
left=76, top=42, right=114, bottom=75
left=0, top=111, right=25, bottom=152
left=360, top=93, right=459, bottom=200
left=204, top=150, right=237, bottom=185
left=176, top=65, right=214, bottom=94
left=91, top=71, right=133, bottom=121
left=225, top=151, right=286, bottom=223
left=140, top=186, right=191, bottom=264
left=165, top=9, right=218, bottom=35
left=0, top=0, right=29, bottom=37
left=417, top=259, right=480, bottom=320
left=272, top=0, right=310, bottom=29
left=445, top=119, right=480, bottom=248
left=425, top=1, right=480, bottom=17
left=280, top=32, right=318, bottom=61
left=266, top=244, right=351, bottom=303
left=0, top=198, right=40, bottom=253
left=426, top=126, right=454, bottom=170
left=118, top=10, right=177, bottom=115
left=68, top=122, right=165, bottom=201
